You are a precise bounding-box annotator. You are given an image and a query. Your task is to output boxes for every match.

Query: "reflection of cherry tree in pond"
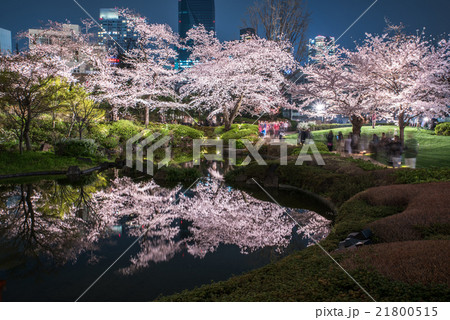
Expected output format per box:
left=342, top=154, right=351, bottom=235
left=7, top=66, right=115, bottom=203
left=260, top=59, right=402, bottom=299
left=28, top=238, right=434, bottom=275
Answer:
left=0, top=183, right=104, bottom=276
left=0, top=177, right=331, bottom=277
left=92, top=177, right=331, bottom=274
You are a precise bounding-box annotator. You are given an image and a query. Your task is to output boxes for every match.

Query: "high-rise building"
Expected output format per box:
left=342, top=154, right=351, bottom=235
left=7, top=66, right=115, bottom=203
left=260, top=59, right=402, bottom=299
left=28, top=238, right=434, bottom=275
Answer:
left=240, top=28, right=256, bottom=41
left=0, top=28, right=12, bottom=54
left=308, top=35, right=335, bottom=63
left=98, top=8, right=137, bottom=52
left=178, top=0, right=215, bottom=63
left=29, top=24, right=81, bottom=46
left=29, top=24, right=104, bottom=75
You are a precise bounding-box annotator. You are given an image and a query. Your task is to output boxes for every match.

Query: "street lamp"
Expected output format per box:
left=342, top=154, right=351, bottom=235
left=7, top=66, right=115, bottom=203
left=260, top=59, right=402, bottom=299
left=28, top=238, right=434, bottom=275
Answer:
left=315, top=102, right=326, bottom=122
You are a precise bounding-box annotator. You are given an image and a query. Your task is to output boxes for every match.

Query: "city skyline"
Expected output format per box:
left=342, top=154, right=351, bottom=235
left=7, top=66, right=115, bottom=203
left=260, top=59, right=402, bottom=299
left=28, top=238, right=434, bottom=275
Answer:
left=1, top=0, right=449, bottom=53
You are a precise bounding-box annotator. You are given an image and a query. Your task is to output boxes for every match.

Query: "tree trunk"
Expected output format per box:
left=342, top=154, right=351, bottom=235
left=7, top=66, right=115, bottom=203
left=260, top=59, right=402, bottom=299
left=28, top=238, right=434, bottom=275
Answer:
left=67, top=113, right=75, bottom=138
left=111, top=109, right=118, bottom=122
left=19, top=132, right=24, bottom=155
left=350, top=115, right=365, bottom=137
left=223, top=95, right=244, bottom=132
left=398, top=112, right=406, bottom=147
left=144, top=105, right=150, bottom=126
left=24, top=118, right=32, bottom=151
left=224, top=116, right=231, bottom=132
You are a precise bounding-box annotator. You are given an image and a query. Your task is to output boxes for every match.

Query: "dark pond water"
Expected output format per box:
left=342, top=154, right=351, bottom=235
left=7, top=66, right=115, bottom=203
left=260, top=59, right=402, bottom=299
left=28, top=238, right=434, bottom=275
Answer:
left=0, top=162, right=332, bottom=301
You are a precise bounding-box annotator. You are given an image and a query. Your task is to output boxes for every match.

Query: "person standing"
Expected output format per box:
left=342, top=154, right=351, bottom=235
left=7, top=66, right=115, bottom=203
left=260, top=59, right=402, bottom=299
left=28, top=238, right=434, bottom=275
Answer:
left=299, top=129, right=307, bottom=146
left=337, top=131, right=345, bottom=153
left=390, top=135, right=403, bottom=168
left=326, top=130, right=334, bottom=152
left=404, top=133, right=419, bottom=168
left=344, top=133, right=353, bottom=155
left=274, top=122, right=280, bottom=139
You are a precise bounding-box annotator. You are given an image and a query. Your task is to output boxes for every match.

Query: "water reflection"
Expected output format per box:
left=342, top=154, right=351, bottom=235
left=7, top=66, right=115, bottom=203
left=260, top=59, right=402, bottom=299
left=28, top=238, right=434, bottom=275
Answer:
left=0, top=171, right=331, bottom=279
left=0, top=182, right=102, bottom=278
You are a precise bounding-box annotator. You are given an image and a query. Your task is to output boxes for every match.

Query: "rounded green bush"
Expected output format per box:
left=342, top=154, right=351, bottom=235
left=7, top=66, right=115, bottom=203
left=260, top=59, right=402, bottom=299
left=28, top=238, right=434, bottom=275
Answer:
left=55, top=138, right=99, bottom=157
left=435, top=122, right=450, bottom=136
left=110, top=120, right=143, bottom=142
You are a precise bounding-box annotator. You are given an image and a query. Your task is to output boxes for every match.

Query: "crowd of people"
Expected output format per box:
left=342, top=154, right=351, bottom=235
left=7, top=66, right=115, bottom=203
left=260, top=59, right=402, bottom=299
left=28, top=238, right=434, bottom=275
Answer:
left=323, top=130, right=419, bottom=168
left=258, top=121, right=290, bottom=139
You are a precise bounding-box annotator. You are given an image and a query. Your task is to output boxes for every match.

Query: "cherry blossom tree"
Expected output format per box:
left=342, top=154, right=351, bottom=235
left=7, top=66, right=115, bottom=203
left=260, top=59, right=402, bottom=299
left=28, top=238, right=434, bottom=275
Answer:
left=293, top=50, right=373, bottom=136
left=346, top=31, right=450, bottom=143
left=0, top=22, right=106, bottom=152
left=180, top=26, right=297, bottom=131
left=93, top=9, right=183, bottom=125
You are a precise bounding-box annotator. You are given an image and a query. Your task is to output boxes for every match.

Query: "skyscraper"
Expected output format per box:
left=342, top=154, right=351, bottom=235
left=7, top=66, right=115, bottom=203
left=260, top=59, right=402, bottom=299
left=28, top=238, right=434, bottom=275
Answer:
left=178, top=0, right=215, bottom=63
left=98, top=8, right=137, bottom=52
left=308, top=35, right=335, bottom=63
left=0, top=28, right=12, bottom=54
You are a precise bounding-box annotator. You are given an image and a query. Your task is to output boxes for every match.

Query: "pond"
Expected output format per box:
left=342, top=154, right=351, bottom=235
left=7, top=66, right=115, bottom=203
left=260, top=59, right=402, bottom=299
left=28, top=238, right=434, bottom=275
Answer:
left=0, top=162, right=333, bottom=302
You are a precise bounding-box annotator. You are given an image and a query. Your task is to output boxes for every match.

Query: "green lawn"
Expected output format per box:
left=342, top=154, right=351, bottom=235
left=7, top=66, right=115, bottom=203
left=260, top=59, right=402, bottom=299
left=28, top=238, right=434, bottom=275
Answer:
left=0, top=152, right=100, bottom=176
left=287, top=126, right=450, bottom=168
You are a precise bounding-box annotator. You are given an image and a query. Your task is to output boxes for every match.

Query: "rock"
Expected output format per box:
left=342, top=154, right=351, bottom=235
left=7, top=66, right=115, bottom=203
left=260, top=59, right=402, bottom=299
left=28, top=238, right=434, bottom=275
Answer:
left=343, top=237, right=360, bottom=248
left=348, top=232, right=360, bottom=238
left=339, top=229, right=373, bottom=250
left=40, top=143, right=52, bottom=152
left=360, top=229, right=373, bottom=239
left=355, top=239, right=372, bottom=247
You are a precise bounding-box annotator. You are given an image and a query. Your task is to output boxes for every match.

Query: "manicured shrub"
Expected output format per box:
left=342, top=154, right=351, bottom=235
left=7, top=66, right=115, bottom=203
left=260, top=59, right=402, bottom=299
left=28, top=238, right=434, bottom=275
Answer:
left=214, top=124, right=258, bottom=136
left=435, top=122, right=450, bottom=136
left=55, top=138, right=98, bottom=157
left=110, top=120, right=143, bottom=142
left=219, top=124, right=259, bottom=142
left=101, top=135, right=121, bottom=149
left=169, top=124, right=204, bottom=139
left=395, top=167, right=450, bottom=184
left=90, top=123, right=111, bottom=140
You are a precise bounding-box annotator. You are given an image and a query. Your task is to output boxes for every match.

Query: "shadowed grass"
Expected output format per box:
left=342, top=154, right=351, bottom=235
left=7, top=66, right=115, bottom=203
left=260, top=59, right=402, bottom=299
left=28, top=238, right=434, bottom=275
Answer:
left=0, top=152, right=101, bottom=176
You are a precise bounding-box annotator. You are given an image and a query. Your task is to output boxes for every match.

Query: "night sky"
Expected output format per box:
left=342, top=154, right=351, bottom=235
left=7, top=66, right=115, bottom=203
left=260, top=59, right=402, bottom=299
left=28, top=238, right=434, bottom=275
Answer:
left=1, top=0, right=449, bottom=50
